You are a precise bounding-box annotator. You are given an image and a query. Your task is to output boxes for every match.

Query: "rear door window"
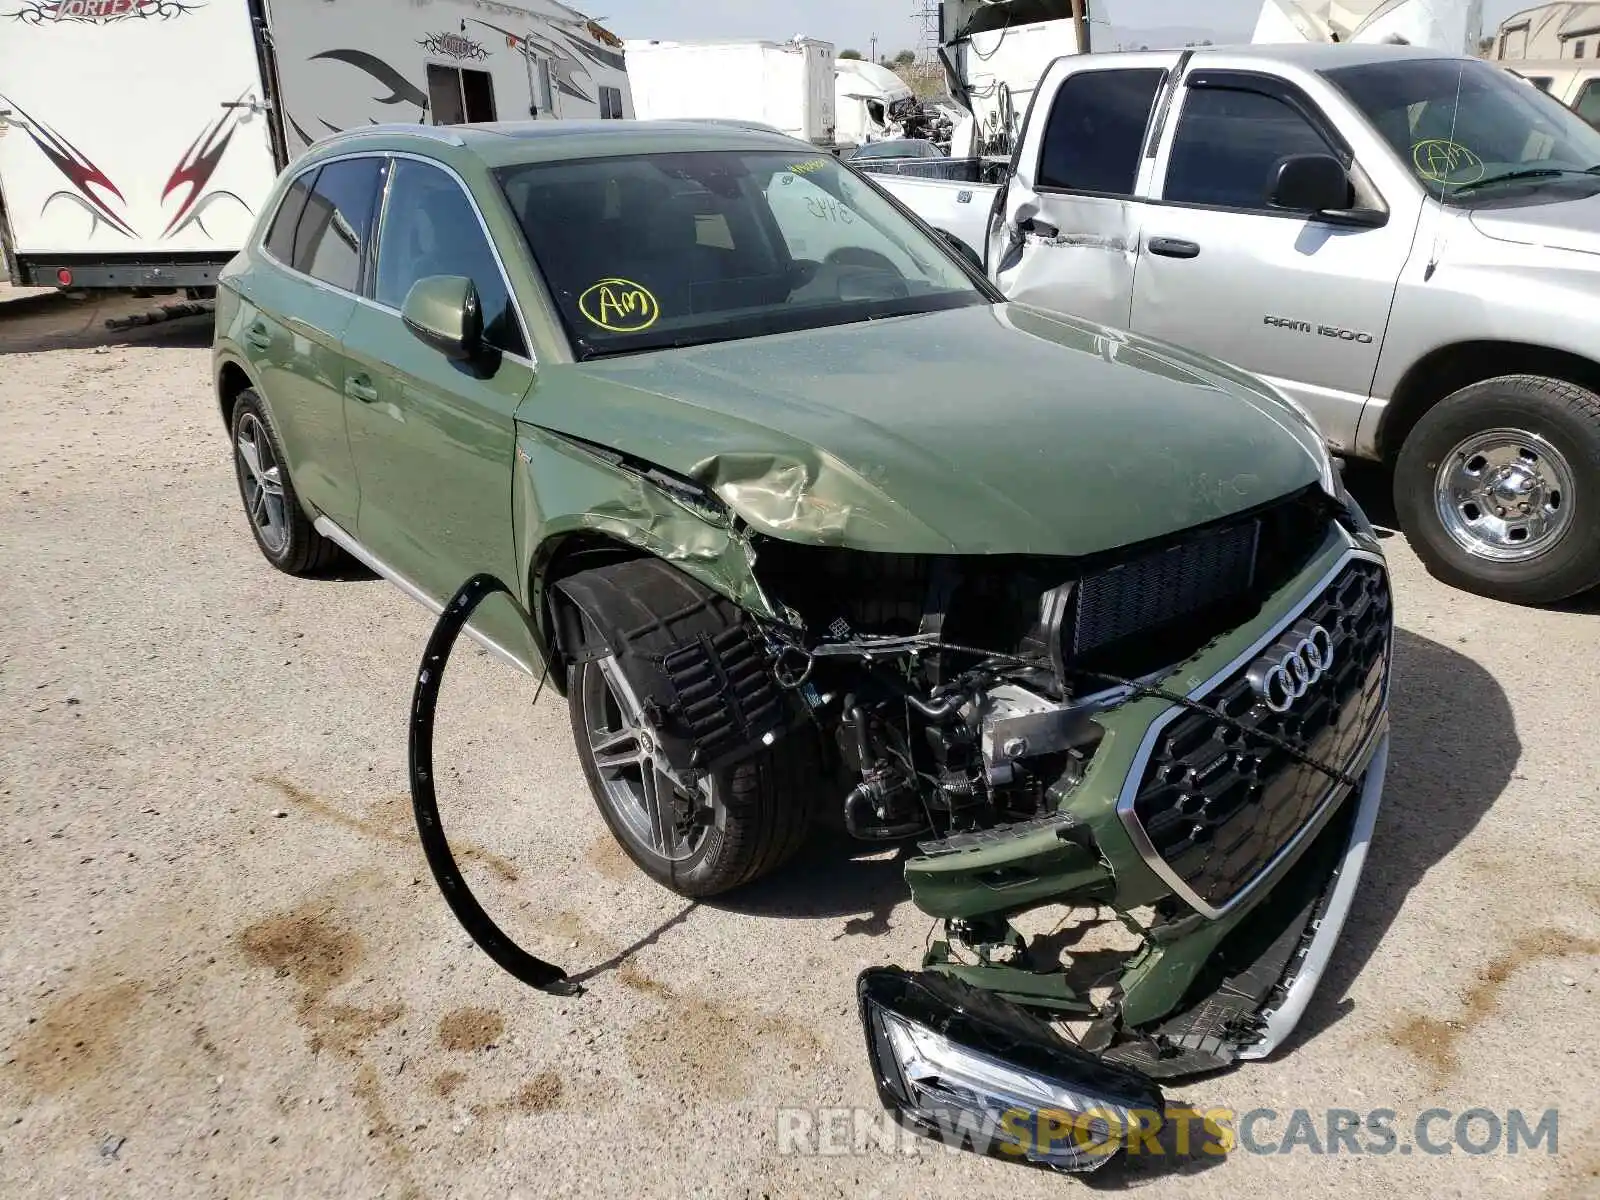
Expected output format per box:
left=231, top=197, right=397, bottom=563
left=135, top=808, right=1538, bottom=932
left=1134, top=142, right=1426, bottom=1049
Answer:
left=1036, top=68, right=1167, bottom=195
left=273, top=157, right=382, bottom=293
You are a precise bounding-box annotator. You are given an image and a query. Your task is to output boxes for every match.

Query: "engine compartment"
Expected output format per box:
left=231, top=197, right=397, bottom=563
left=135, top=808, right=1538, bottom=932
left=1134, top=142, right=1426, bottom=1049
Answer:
left=739, top=486, right=1337, bottom=846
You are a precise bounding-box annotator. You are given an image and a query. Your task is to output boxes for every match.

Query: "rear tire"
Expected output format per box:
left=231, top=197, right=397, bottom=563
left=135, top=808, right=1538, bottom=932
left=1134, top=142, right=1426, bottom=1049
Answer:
left=1393, top=374, right=1600, bottom=604
left=229, top=387, right=341, bottom=576
left=562, top=558, right=820, bottom=898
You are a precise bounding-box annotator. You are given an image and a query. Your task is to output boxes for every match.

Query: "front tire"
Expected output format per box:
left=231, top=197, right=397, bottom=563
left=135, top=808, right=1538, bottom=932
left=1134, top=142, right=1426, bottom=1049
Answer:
left=229, top=388, right=340, bottom=576
left=1394, top=374, right=1600, bottom=604
left=562, top=558, right=819, bottom=898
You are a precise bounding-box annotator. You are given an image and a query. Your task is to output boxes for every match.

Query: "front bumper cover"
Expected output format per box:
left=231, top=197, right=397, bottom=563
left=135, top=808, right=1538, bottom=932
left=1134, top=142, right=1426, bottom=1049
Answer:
left=858, top=729, right=1390, bottom=1168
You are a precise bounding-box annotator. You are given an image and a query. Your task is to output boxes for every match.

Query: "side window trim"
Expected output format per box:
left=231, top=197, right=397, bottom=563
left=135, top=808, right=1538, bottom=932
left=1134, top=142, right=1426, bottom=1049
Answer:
left=367, top=151, right=535, bottom=365
left=258, top=151, right=385, bottom=299
left=1183, top=70, right=1353, bottom=163
left=1151, top=72, right=1365, bottom=218
left=1031, top=66, right=1169, bottom=199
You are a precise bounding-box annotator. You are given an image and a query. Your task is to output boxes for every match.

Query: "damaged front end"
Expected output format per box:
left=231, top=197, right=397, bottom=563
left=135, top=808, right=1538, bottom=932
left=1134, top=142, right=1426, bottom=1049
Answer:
left=495, top=414, right=1393, bottom=1172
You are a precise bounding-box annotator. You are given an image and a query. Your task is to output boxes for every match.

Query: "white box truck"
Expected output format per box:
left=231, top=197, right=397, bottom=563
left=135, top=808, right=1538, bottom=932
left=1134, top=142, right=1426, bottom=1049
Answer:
left=0, top=0, right=630, bottom=292
left=624, top=38, right=837, bottom=146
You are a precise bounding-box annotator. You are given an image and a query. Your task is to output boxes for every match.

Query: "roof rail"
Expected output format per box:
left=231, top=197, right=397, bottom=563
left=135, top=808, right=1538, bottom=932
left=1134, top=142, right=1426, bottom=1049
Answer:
left=312, top=123, right=467, bottom=148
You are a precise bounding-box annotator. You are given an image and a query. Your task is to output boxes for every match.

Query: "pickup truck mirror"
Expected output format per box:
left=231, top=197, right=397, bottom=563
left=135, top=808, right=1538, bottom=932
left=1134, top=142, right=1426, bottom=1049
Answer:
left=1268, top=153, right=1388, bottom=229
left=401, top=275, right=485, bottom=362
left=1269, top=154, right=1354, bottom=213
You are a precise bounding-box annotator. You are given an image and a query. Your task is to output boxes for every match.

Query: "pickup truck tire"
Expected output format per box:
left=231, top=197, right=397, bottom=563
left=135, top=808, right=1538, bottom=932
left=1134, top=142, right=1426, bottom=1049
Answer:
left=1394, top=374, right=1600, bottom=604
left=564, top=559, right=819, bottom=897
left=229, top=388, right=342, bottom=576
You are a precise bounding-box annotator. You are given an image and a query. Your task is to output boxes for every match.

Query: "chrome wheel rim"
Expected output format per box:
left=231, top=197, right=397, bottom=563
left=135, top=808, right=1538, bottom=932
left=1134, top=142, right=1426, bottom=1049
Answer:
left=582, top=655, right=715, bottom=864
left=1433, top=427, right=1575, bottom=562
left=235, top=413, right=289, bottom=555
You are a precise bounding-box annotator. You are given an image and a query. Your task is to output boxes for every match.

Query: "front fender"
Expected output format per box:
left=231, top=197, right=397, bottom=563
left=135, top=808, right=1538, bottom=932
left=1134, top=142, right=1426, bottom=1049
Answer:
left=512, top=425, right=771, bottom=670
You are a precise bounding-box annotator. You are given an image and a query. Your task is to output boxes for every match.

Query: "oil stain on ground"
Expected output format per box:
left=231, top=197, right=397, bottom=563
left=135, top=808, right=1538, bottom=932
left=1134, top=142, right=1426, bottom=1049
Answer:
left=7, top=979, right=146, bottom=1098
left=584, top=833, right=635, bottom=882
left=258, top=773, right=520, bottom=882
left=618, top=965, right=819, bottom=1100
left=1391, top=927, right=1600, bottom=1078
left=437, top=1006, right=505, bottom=1052
left=236, top=898, right=413, bottom=1173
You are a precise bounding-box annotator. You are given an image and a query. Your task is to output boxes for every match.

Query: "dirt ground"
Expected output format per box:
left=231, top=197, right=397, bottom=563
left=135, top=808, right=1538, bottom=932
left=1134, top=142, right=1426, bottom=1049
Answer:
left=1, top=284, right=1598, bottom=1199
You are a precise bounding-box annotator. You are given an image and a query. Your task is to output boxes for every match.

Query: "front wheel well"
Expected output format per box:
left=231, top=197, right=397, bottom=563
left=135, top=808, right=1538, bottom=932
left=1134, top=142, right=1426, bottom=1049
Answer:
left=1378, top=341, right=1600, bottom=461
left=529, top=533, right=649, bottom=693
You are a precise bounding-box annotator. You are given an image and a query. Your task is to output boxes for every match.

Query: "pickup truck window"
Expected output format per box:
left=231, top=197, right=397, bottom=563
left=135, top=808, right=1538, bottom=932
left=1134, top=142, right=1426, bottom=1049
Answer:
left=496, top=150, right=986, bottom=360
left=1576, top=79, right=1600, bottom=129
left=1037, top=68, right=1166, bottom=195
left=1164, top=87, right=1335, bottom=210
left=1325, top=57, right=1600, bottom=204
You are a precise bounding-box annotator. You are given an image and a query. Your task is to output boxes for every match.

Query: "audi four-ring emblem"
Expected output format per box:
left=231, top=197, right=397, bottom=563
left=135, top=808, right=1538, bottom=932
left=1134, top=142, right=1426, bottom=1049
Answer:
left=1247, top=625, right=1334, bottom=713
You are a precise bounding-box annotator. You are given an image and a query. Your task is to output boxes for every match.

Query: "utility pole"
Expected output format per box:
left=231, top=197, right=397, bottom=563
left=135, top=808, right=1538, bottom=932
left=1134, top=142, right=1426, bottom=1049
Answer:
left=871, top=32, right=878, bottom=63
left=1070, top=0, right=1090, bottom=52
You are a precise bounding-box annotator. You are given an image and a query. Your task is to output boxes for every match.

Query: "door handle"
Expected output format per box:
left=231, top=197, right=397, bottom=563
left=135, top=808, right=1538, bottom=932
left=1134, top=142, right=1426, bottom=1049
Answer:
left=345, top=375, right=379, bottom=404
left=245, top=323, right=272, bottom=351
left=1147, top=237, right=1200, bottom=259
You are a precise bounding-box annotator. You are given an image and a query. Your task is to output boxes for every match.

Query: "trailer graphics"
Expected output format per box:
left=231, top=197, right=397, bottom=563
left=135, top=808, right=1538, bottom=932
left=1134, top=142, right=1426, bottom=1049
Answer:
left=3, top=0, right=201, bottom=25
left=0, top=0, right=631, bottom=290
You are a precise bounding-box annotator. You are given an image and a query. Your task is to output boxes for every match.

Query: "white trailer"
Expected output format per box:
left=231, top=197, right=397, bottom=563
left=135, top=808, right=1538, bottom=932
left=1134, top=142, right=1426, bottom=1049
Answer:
left=1250, top=0, right=1485, bottom=53
left=0, top=0, right=630, bottom=291
left=624, top=38, right=837, bottom=146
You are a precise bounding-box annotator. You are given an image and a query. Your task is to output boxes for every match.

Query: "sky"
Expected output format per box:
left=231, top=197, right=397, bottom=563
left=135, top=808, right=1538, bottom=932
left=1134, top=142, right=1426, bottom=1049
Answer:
left=590, top=0, right=1539, bottom=54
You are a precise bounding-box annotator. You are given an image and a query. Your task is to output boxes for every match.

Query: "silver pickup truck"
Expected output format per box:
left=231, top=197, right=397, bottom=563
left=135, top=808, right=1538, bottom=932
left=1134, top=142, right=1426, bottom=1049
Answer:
left=869, top=43, right=1600, bottom=605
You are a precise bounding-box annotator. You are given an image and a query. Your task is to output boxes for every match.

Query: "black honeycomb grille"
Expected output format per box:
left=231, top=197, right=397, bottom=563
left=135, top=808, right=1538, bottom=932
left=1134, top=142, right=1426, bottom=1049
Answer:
left=1129, top=559, right=1391, bottom=911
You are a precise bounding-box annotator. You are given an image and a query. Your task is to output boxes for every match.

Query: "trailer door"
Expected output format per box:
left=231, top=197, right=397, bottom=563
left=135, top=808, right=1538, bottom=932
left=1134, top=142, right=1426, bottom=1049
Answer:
left=0, top=0, right=278, bottom=260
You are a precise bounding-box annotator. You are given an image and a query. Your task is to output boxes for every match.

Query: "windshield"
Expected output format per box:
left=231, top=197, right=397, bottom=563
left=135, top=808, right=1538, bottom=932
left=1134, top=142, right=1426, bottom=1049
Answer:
left=1323, top=58, right=1600, bottom=204
left=495, top=150, right=987, bottom=359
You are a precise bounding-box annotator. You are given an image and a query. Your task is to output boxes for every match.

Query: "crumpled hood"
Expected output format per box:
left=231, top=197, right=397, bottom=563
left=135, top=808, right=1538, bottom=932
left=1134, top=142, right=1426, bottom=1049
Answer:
left=526, top=303, right=1324, bottom=557
left=1470, top=191, right=1600, bottom=257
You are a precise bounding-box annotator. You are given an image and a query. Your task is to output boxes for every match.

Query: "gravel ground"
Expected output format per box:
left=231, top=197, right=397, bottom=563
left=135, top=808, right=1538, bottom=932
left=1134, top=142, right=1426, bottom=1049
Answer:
left=2, top=285, right=1598, bottom=1199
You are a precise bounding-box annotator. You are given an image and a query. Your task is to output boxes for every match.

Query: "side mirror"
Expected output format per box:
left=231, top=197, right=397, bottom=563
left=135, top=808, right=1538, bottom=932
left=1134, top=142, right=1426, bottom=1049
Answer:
left=1268, top=153, right=1387, bottom=229
left=936, top=229, right=984, bottom=272
left=1269, top=153, right=1354, bottom=212
left=401, top=275, right=484, bottom=362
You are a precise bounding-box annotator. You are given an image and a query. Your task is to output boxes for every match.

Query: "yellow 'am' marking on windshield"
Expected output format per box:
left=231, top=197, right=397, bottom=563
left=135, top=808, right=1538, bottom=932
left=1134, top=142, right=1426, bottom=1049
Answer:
left=577, top=278, right=660, bottom=333
left=788, top=158, right=829, bottom=175
left=1412, top=139, right=1484, bottom=183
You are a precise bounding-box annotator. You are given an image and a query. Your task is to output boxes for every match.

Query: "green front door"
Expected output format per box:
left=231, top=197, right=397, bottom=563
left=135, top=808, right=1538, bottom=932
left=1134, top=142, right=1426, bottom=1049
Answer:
left=341, top=155, right=537, bottom=662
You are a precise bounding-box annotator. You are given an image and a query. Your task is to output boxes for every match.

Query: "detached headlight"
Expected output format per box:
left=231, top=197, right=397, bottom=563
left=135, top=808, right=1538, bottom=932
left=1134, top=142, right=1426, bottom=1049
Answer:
left=858, top=967, right=1164, bottom=1172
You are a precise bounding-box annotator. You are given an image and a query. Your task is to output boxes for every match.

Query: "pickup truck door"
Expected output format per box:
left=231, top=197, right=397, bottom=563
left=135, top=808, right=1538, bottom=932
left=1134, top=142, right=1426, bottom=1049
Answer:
left=992, top=60, right=1174, bottom=329
left=340, top=154, right=535, bottom=658
left=1127, top=69, right=1419, bottom=453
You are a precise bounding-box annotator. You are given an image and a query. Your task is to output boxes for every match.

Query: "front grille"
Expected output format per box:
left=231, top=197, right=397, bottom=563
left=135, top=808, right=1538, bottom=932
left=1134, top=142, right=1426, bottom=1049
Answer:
left=1129, top=558, right=1390, bottom=911
left=1066, top=489, right=1330, bottom=664
left=1074, top=521, right=1260, bottom=656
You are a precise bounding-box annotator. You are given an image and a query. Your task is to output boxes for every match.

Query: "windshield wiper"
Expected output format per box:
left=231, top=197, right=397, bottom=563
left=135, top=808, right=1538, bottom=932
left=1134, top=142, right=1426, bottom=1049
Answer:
left=1453, top=167, right=1599, bottom=193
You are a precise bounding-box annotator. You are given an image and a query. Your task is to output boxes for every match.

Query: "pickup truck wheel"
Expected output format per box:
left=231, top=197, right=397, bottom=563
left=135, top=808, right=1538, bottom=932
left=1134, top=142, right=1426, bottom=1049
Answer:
left=563, top=560, right=819, bottom=898
left=230, top=388, right=341, bottom=576
left=1394, top=374, right=1600, bottom=604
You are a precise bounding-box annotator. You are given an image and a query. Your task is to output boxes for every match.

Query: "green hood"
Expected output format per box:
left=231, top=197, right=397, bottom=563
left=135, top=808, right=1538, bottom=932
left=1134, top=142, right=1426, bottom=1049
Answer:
left=520, top=302, right=1323, bottom=556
